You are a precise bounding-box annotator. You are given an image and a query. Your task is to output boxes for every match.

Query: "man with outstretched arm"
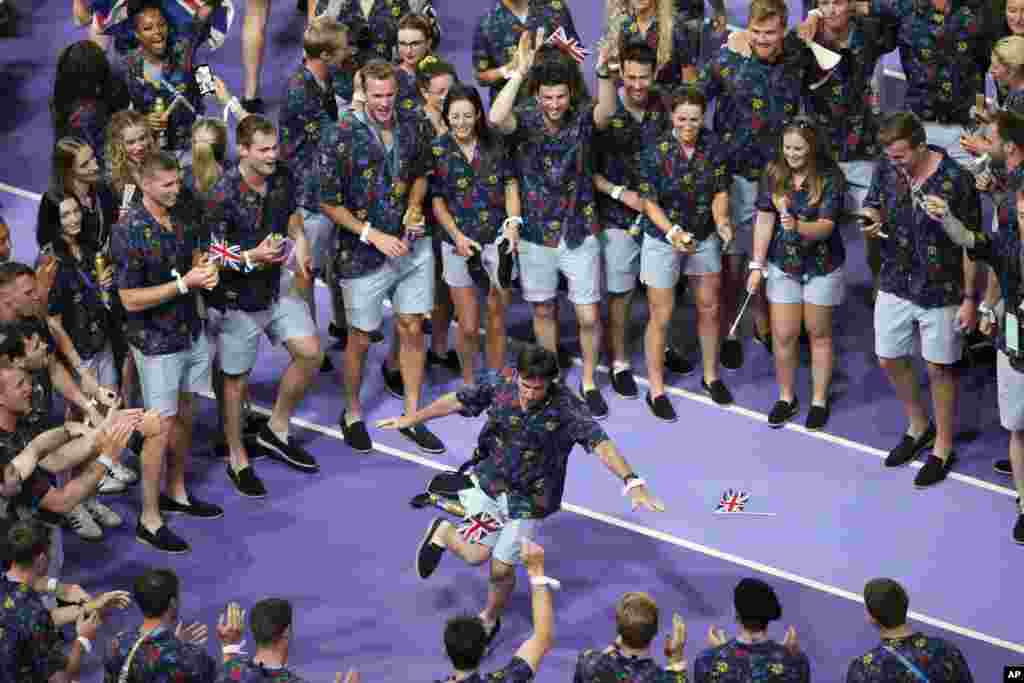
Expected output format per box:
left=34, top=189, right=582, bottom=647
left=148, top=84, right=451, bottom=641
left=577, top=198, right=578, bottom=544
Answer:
left=378, top=345, right=664, bottom=647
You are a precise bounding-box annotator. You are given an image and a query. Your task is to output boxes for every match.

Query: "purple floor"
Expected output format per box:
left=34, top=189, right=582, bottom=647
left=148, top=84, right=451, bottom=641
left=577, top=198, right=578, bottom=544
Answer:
left=1, top=0, right=1022, bottom=680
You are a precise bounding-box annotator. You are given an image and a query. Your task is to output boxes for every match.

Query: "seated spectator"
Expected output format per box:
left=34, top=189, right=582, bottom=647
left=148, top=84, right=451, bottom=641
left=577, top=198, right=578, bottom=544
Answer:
left=218, top=598, right=360, bottom=682
left=693, top=578, right=809, bottom=683
left=846, top=578, right=973, bottom=683
left=104, top=568, right=245, bottom=681
left=573, top=592, right=688, bottom=681
left=438, top=539, right=554, bottom=682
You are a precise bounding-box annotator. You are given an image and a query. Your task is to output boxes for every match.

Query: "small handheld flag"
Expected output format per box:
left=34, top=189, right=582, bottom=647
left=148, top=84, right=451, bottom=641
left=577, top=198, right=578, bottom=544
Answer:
left=546, top=26, right=590, bottom=64
left=208, top=238, right=245, bottom=271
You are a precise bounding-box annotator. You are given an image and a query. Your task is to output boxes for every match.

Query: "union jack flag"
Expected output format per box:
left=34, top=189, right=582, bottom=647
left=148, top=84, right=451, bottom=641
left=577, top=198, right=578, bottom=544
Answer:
left=546, top=26, right=590, bottom=65
left=458, top=512, right=502, bottom=544
left=716, top=489, right=750, bottom=513
left=209, top=238, right=245, bottom=270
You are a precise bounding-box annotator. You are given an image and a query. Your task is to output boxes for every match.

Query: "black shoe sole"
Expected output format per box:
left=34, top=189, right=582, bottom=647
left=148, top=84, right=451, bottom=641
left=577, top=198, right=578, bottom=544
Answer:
left=416, top=518, right=446, bottom=579
left=611, top=376, right=639, bottom=400
left=646, top=397, right=678, bottom=423
left=226, top=468, right=268, bottom=500
left=886, top=430, right=935, bottom=467
left=135, top=533, right=189, bottom=555
left=913, top=456, right=957, bottom=489
left=767, top=402, right=799, bottom=428
left=256, top=436, right=320, bottom=472
left=340, top=417, right=373, bottom=454
left=399, top=430, right=447, bottom=455
left=994, top=462, right=1013, bottom=476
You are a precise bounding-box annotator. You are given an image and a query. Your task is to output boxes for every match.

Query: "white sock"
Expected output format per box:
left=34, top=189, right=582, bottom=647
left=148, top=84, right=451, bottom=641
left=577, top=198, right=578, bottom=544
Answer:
left=612, top=361, right=631, bottom=374
left=272, top=427, right=289, bottom=442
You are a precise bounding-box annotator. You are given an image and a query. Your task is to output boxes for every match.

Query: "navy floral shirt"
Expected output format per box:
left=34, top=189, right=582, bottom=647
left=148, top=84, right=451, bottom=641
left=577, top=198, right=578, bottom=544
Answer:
left=48, top=243, right=111, bottom=360
left=280, top=64, right=338, bottom=211
left=318, top=109, right=430, bottom=279
left=675, top=0, right=725, bottom=24
left=104, top=625, right=218, bottom=683
left=755, top=167, right=846, bottom=277
left=693, top=639, right=810, bottom=683
left=435, top=656, right=535, bottom=682
left=65, top=98, right=111, bottom=170
left=574, top=647, right=688, bottom=683
left=205, top=165, right=299, bottom=312
left=430, top=133, right=513, bottom=245
left=699, top=35, right=826, bottom=180
left=805, top=18, right=892, bottom=161
left=863, top=146, right=981, bottom=307
left=119, top=24, right=208, bottom=152
left=396, top=68, right=421, bottom=119
left=473, top=0, right=579, bottom=103
left=456, top=367, right=610, bottom=519
left=636, top=128, right=731, bottom=243
left=595, top=91, right=673, bottom=236
left=315, top=0, right=409, bottom=68
left=845, top=633, right=973, bottom=683
left=0, top=576, right=65, bottom=682
left=506, top=102, right=600, bottom=248
left=111, top=202, right=203, bottom=355
left=871, top=0, right=993, bottom=125
left=218, top=656, right=308, bottom=682
left=617, top=14, right=697, bottom=86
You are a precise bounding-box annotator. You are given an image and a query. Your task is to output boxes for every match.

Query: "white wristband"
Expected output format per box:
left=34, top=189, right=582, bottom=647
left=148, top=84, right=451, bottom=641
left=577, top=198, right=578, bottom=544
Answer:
left=622, top=477, right=647, bottom=495
left=499, top=64, right=513, bottom=80
left=610, top=185, right=625, bottom=201
left=360, top=223, right=372, bottom=244
left=667, top=225, right=682, bottom=241
left=222, top=641, right=246, bottom=655
left=171, top=269, right=188, bottom=295
left=244, top=251, right=255, bottom=271
left=808, top=8, right=824, bottom=19
left=76, top=636, right=93, bottom=654
left=97, top=455, right=114, bottom=472
left=748, top=260, right=764, bottom=272
left=529, top=576, right=562, bottom=590
left=47, top=578, right=59, bottom=593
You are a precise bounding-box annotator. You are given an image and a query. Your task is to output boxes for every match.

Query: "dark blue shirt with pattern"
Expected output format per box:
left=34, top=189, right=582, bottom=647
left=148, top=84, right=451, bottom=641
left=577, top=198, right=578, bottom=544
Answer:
left=435, top=655, right=536, bottom=683
left=693, top=639, right=810, bottom=683
left=456, top=368, right=610, bottom=519
left=863, top=145, right=980, bottom=308
left=635, top=128, right=731, bottom=243
left=845, top=633, right=973, bottom=683
left=280, top=63, right=337, bottom=211
left=574, top=647, right=688, bottom=683
left=756, top=166, right=847, bottom=277
left=429, top=133, right=514, bottom=246
left=595, top=90, right=673, bottom=236
left=111, top=203, right=203, bottom=355
left=219, top=655, right=309, bottom=682
left=318, top=109, right=430, bottom=280
left=507, top=102, right=601, bottom=249
left=104, top=624, right=218, bottom=683
left=314, top=0, right=409, bottom=68
left=871, top=0, right=994, bottom=125
left=0, top=576, right=65, bottom=683
left=47, top=243, right=111, bottom=360
left=205, top=164, right=299, bottom=312
left=616, top=13, right=697, bottom=86
left=473, top=0, right=579, bottom=103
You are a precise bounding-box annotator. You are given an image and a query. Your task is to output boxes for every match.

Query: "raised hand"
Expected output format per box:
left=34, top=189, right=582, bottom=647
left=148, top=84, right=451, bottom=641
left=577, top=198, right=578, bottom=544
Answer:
left=217, top=602, right=246, bottom=645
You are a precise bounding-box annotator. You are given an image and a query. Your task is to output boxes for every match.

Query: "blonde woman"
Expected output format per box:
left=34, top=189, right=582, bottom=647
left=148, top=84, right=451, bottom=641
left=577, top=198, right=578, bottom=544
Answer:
left=605, top=0, right=698, bottom=85
left=963, top=37, right=1024, bottom=157
left=105, top=109, right=156, bottom=219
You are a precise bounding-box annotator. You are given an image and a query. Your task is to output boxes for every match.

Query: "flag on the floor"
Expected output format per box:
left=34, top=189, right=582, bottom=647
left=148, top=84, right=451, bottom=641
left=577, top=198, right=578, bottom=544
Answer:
left=716, top=489, right=750, bottom=513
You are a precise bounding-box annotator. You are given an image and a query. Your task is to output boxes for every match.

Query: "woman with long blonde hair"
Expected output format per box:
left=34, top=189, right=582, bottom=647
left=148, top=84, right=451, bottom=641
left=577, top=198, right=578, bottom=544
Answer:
left=105, top=109, right=156, bottom=218
left=605, top=0, right=697, bottom=85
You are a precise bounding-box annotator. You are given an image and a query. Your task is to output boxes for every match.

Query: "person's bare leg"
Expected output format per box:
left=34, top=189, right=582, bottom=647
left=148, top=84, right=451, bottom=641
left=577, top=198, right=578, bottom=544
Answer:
left=576, top=302, right=600, bottom=390
left=607, top=291, right=634, bottom=367
left=451, top=286, right=480, bottom=384
left=879, top=356, right=931, bottom=437
left=269, top=336, right=322, bottom=433
left=138, top=418, right=171, bottom=532
left=771, top=302, right=802, bottom=402
left=480, top=558, right=516, bottom=627
left=926, top=361, right=957, bottom=460
left=805, top=303, right=834, bottom=406
left=532, top=301, right=558, bottom=357
left=691, top=273, right=723, bottom=383
left=343, top=327, right=371, bottom=422
left=241, top=0, right=270, bottom=101
left=485, top=288, right=511, bottom=372
left=222, top=373, right=251, bottom=472
left=644, top=287, right=674, bottom=397
left=165, top=393, right=195, bottom=502
left=396, top=314, right=426, bottom=416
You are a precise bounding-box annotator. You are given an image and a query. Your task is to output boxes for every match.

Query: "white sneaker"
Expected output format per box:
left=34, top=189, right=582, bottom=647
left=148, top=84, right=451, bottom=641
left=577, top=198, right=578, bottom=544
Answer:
left=98, top=474, right=127, bottom=495
left=83, top=497, right=122, bottom=528
left=65, top=504, right=103, bottom=541
left=108, top=460, right=139, bottom=485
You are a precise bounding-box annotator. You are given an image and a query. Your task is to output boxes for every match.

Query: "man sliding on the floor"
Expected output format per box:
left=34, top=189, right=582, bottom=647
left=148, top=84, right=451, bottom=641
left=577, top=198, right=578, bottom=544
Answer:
left=377, top=345, right=664, bottom=646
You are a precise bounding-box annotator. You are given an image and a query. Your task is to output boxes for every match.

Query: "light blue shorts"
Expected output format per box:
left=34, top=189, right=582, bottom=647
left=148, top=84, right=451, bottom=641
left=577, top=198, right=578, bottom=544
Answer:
left=518, top=235, right=601, bottom=305
left=441, top=240, right=510, bottom=289
left=765, top=263, right=846, bottom=306
left=131, top=335, right=212, bottom=417
left=725, top=175, right=759, bottom=256
left=300, top=208, right=335, bottom=273
left=600, top=227, right=641, bottom=295
left=457, top=484, right=538, bottom=565
left=998, top=350, right=1024, bottom=431
left=81, top=345, right=118, bottom=388
left=640, top=232, right=722, bottom=290
left=924, top=123, right=971, bottom=169
left=874, top=290, right=963, bottom=365
left=340, top=235, right=435, bottom=332
left=209, top=296, right=317, bottom=375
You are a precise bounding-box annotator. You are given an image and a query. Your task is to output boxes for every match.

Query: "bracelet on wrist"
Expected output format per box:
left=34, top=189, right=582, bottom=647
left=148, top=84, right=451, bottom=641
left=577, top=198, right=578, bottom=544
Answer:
left=667, top=225, right=682, bottom=241
left=47, top=578, right=59, bottom=593
left=748, top=260, right=764, bottom=272
left=610, top=185, right=625, bottom=201
left=360, top=223, right=372, bottom=244
left=222, top=641, right=246, bottom=655
left=171, top=269, right=188, bottom=295
left=622, top=477, right=647, bottom=496
left=529, top=575, right=562, bottom=590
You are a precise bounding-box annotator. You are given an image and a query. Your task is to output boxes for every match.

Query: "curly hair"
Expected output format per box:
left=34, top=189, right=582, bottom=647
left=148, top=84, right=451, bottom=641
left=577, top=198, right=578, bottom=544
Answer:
left=105, top=109, right=153, bottom=195
left=605, top=0, right=677, bottom=72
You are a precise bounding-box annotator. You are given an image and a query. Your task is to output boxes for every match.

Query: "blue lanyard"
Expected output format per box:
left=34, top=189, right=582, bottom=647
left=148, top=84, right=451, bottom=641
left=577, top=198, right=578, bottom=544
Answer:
left=883, top=645, right=931, bottom=683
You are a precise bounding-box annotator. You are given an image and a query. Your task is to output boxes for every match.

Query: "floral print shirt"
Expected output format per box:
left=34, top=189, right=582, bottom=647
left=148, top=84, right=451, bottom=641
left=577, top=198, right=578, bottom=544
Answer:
left=318, top=109, right=431, bottom=279
left=429, top=133, right=513, bottom=245
left=280, top=63, right=338, bottom=211
left=0, top=576, right=65, bottom=683
left=574, top=647, right=688, bottom=683
left=506, top=102, right=601, bottom=248
left=635, top=128, right=731, bottom=243
left=48, top=243, right=111, bottom=360
left=693, top=639, right=810, bottom=683
left=863, top=145, right=981, bottom=307
left=872, top=0, right=994, bottom=125
left=699, top=35, right=826, bottom=180
left=315, top=0, right=409, bottom=68
left=112, top=202, right=203, bottom=355
left=473, top=0, right=579, bottom=103
left=616, top=13, right=697, bottom=86
left=805, top=17, right=893, bottom=161
left=104, top=625, right=218, bottom=683
left=119, top=24, right=207, bottom=152
left=456, top=367, right=610, bottom=519
left=218, top=656, right=309, bottom=682
left=845, top=633, right=973, bottom=683
left=434, top=656, right=535, bottom=683
left=205, top=165, right=300, bottom=312
left=755, top=167, right=847, bottom=277
left=595, top=90, right=673, bottom=236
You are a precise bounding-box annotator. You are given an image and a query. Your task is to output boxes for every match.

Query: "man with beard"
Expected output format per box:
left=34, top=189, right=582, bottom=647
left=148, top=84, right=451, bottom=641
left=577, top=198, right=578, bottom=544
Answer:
left=205, top=114, right=322, bottom=500
left=488, top=31, right=618, bottom=418
left=378, top=346, right=664, bottom=647
left=113, top=151, right=223, bottom=554
left=319, top=59, right=446, bottom=456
